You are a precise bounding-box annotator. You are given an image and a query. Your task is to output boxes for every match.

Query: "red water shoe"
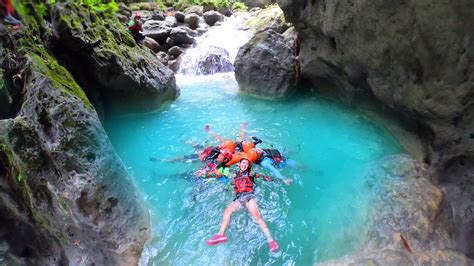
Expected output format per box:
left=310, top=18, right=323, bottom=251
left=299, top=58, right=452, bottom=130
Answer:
left=206, top=234, right=227, bottom=246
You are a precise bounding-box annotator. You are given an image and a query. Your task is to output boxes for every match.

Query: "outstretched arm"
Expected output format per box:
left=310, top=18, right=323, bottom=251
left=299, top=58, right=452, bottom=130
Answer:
left=205, top=125, right=226, bottom=143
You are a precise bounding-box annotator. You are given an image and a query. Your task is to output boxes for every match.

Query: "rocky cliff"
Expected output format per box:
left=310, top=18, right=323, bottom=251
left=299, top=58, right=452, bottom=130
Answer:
left=277, top=0, right=474, bottom=260
left=0, top=0, right=182, bottom=264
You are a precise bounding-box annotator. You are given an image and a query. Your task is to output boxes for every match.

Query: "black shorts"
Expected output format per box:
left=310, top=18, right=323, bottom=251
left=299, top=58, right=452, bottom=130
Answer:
left=234, top=192, right=255, bottom=204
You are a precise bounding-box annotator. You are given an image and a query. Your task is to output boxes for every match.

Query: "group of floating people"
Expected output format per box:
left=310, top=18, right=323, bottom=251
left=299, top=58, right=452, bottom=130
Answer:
left=152, top=123, right=298, bottom=253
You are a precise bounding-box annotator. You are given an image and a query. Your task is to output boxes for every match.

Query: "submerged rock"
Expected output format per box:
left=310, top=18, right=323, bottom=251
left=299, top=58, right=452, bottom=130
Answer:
left=234, top=30, right=298, bottom=98
left=322, top=155, right=472, bottom=265
left=52, top=2, right=178, bottom=114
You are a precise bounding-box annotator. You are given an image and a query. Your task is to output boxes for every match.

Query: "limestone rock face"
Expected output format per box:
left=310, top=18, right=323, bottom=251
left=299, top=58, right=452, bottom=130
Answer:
left=0, top=56, right=150, bottom=265
left=234, top=30, right=298, bottom=98
left=322, top=155, right=472, bottom=265
left=52, top=2, right=178, bottom=114
left=277, top=0, right=474, bottom=257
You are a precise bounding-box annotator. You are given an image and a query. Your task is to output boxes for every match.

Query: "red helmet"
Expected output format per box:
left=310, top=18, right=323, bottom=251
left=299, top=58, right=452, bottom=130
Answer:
left=134, top=13, right=142, bottom=19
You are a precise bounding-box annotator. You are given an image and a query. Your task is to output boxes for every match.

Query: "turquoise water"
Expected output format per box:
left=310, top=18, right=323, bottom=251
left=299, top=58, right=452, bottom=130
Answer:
left=105, top=74, right=403, bottom=265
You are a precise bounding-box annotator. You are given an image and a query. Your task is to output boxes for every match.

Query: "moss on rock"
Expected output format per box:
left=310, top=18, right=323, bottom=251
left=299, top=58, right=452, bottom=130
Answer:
left=246, top=4, right=290, bottom=33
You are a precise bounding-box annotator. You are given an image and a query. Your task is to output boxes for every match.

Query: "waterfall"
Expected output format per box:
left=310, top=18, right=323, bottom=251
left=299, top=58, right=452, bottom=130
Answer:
left=178, top=12, right=254, bottom=76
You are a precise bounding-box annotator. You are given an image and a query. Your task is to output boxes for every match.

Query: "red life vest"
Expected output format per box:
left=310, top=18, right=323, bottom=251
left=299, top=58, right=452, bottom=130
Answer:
left=234, top=171, right=254, bottom=193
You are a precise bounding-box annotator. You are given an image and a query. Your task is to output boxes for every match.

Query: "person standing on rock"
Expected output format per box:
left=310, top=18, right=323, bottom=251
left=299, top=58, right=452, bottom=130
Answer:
left=128, top=13, right=144, bottom=44
left=207, top=158, right=280, bottom=253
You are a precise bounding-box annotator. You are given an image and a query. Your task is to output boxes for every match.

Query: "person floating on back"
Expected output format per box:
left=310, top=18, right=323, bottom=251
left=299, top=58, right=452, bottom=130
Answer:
left=128, top=13, right=144, bottom=44
left=206, top=158, right=280, bottom=252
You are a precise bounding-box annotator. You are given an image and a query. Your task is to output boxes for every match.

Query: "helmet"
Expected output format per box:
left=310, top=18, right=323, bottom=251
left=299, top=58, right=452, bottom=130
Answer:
left=220, top=140, right=236, bottom=153
left=241, top=141, right=255, bottom=153
left=220, top=149, right=233, bottom=162
left=246, top=148, right=258, bottom=162
left=134, top=13, right=142, bottom=19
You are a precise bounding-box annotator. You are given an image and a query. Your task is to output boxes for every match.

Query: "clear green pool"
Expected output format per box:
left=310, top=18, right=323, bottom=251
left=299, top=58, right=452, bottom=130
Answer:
left=105, top=74, right=403, bottom=265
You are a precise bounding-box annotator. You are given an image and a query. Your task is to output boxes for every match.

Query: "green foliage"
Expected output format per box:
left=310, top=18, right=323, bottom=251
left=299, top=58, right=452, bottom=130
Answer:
left=231, top=1, right=247, bottom=11
left=80, top=0, right=119, bottom=14
left=173, top=0, right=244, bottom=11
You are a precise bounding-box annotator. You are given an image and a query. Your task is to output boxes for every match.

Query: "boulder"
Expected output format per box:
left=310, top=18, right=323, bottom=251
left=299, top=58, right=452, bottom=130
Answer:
left=234, top=30, right=298, bottom=98
left=184, top=13, right=200, bottom=30
left=164, top=15, right=178, bottom=27
left=186, top=5, right=203, bottom=16
left=52, top=2, right=178, bottom=114
left=143, top=36, right=160, bottom=53
left=151, top=11, right=165, bottom=21
left=243, top=0, right=272, bottom=8
left=167, top=59, right=179, bottom=72
left=217, top=6, right=232, bottom=17
left=170, top=27, right=194, bottom=47
left=175, top=11, right=185, bottom=23
left=203, top=10, right=223, bottom=26
left=142, top=20, right=172, bottom=43
left=157, top=51, right=169, bottom=65
left=246, top=4, right=289, bottom=34
left=168, top=46, right=184, bottom=58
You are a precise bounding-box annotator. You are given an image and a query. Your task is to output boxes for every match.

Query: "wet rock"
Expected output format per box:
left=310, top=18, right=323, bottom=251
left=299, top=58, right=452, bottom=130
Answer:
left=218, top=6, right=232, bottom=17
left=235, top=30, right=298, bottom=98
left=151, top=11, right=165, bottom=21
left=164, top=16, right=178, bottom=27
left=168, top=46, right=184, bottom=58
left=118, top=2, right=132, bottom=18
left=175, top=11, right=185, bottom=23
left=0, top=54, right=150, bottom=265
left=246, top=4, right=289, bottom=34
left=164, top=37, right=175, bottom=51
left=243, top=0, right=272, bottom=8
left=52, top=2, right=178, bottom=114
left=179, top=46, right=233, bottom=75
left=183, top=26, right=198, bottom=37
left=322, top=155, right=473, bottom=265
left=157, top=51, right=169, bottom=65
left=170, top=27, right=194, bottom=47
left=143, top=37, right=160, bottom=53
left=142, top=20, right=172, bottom=43
left=203, top=11, right=223, bottom=26
left=186, top=5, right=203, bottom=16
left=167, top=59, right=179, bottom=72
left=196, top=27, right=208, bottom=35
left=184, top=13, right=200, bottom=30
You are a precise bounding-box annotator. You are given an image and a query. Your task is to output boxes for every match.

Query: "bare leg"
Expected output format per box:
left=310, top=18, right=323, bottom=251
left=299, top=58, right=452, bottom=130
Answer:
left=245, top=199, right=274, bottom=242
left=218, top=201, right=241, bottom=235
